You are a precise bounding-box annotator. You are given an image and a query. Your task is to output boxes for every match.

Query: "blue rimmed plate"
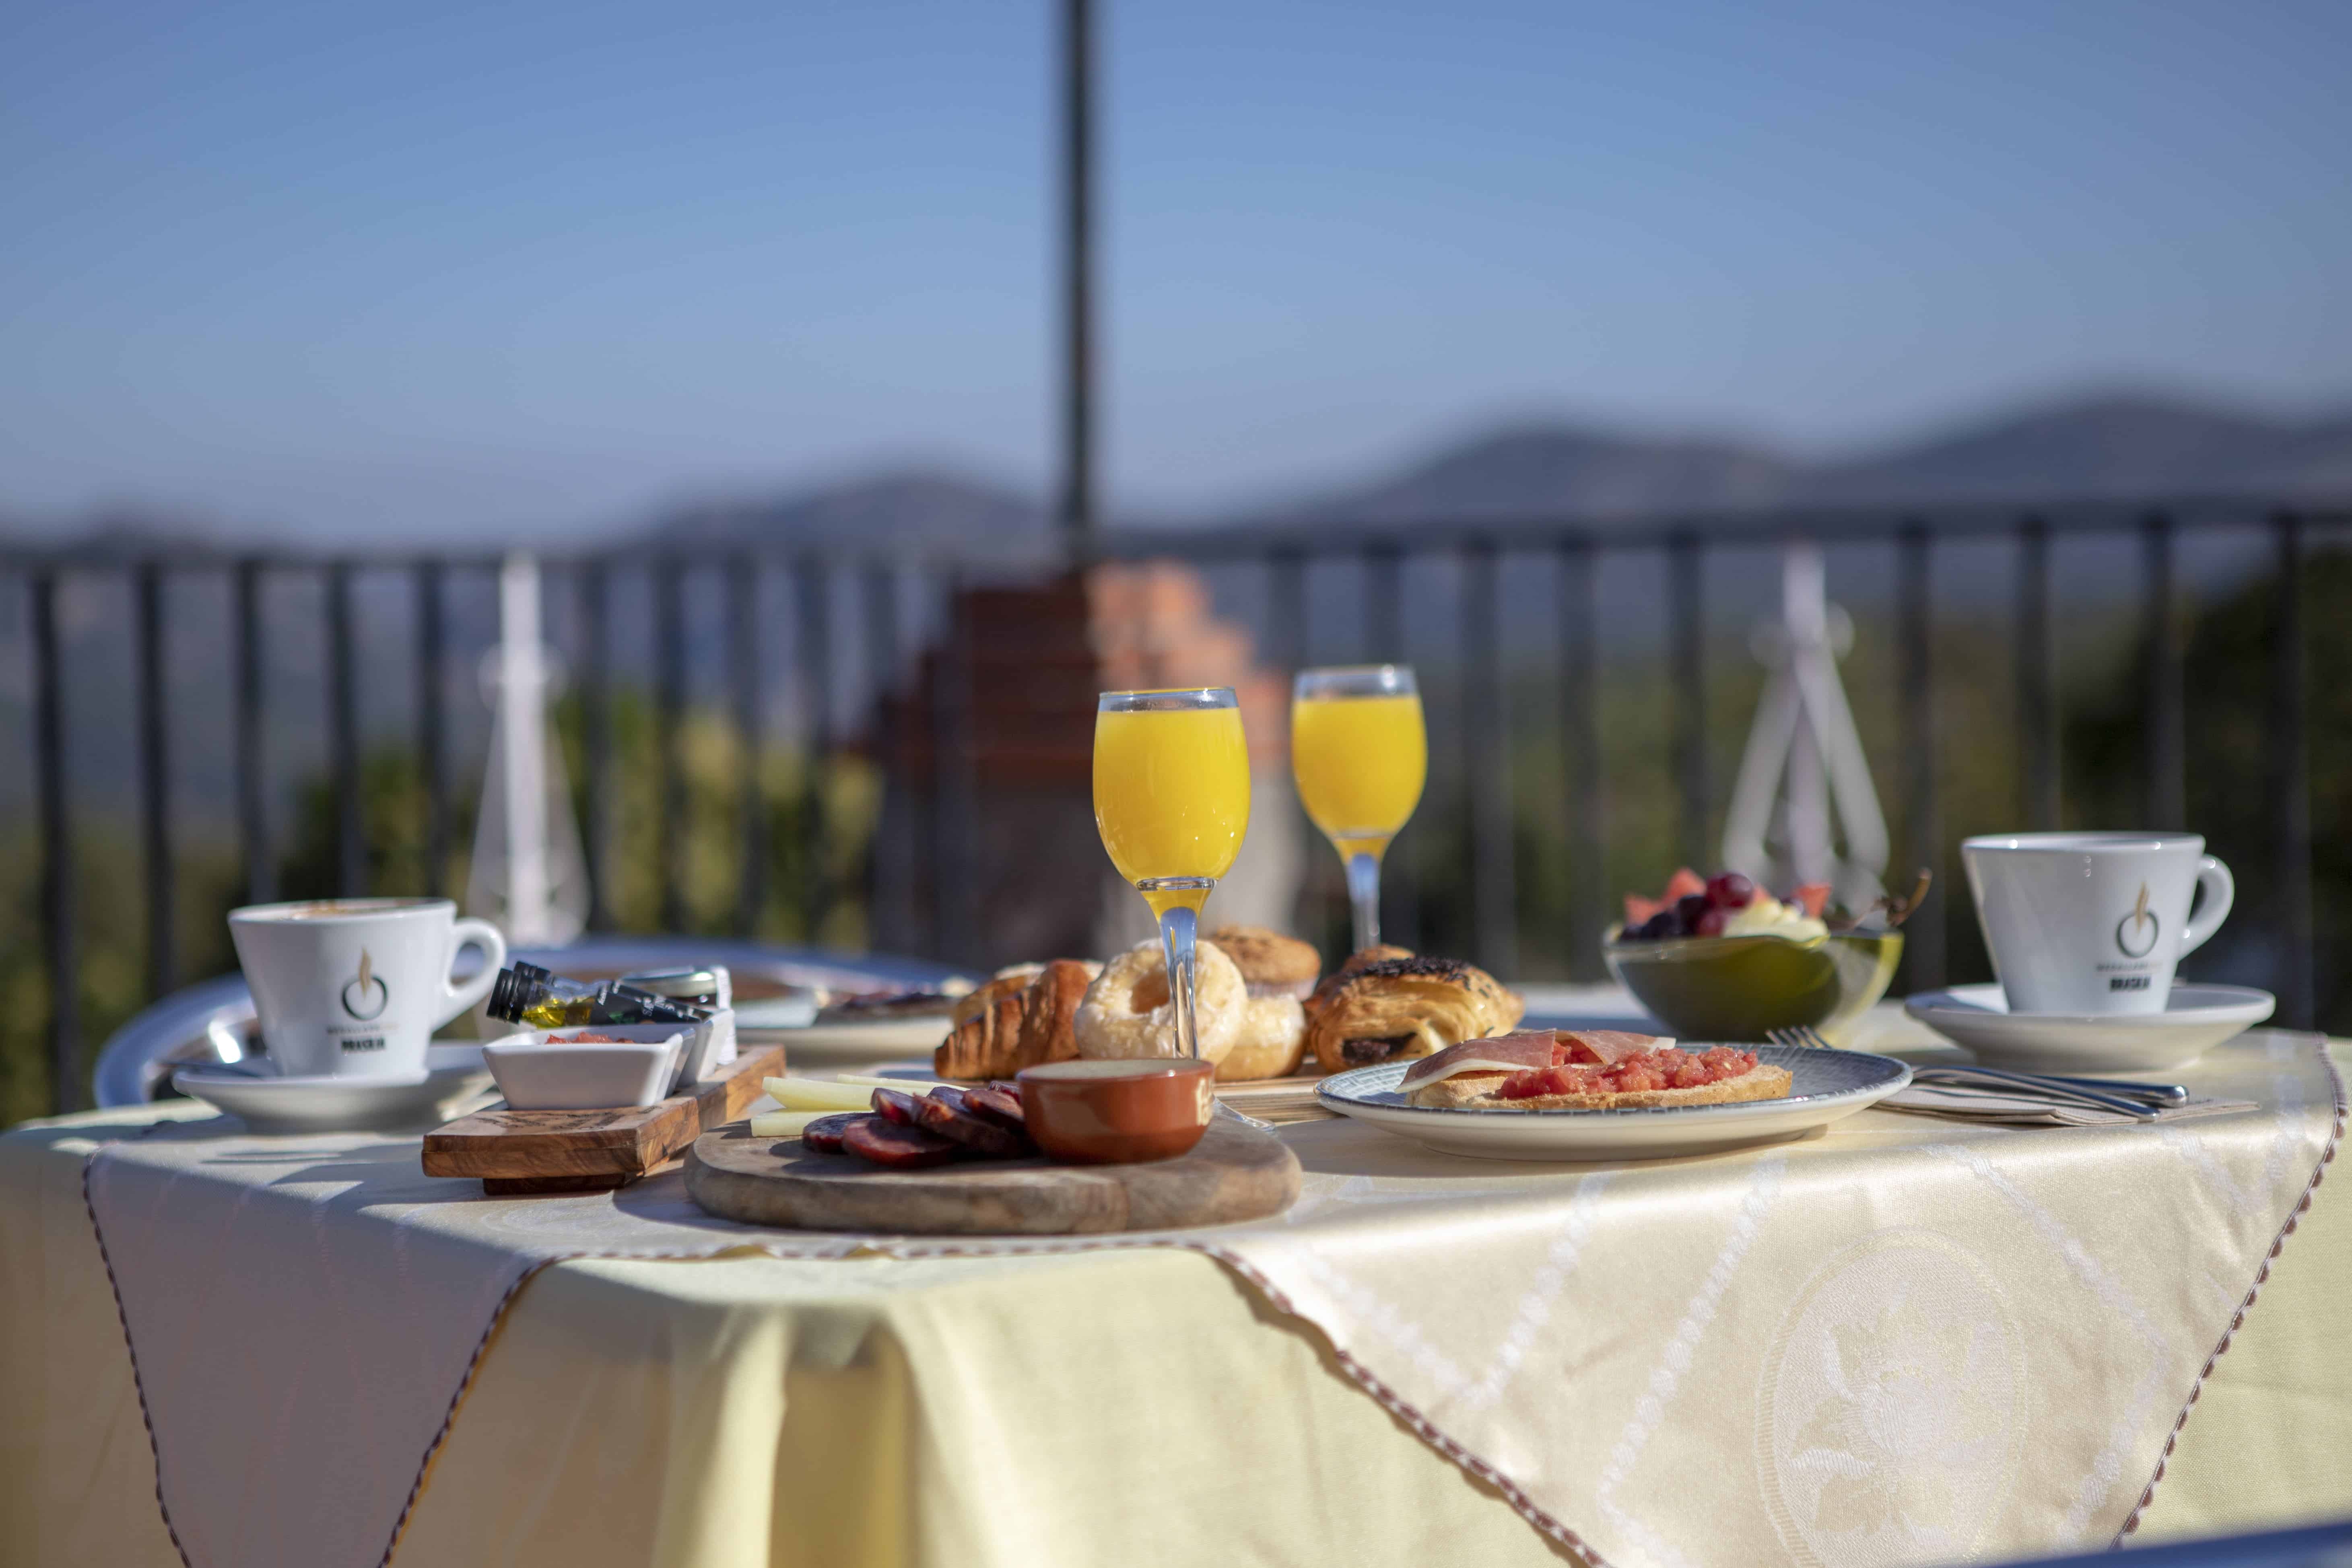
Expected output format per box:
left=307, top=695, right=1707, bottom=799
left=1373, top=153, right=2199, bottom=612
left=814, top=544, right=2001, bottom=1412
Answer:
left=1315, top=1044, right=1911, bottom=1161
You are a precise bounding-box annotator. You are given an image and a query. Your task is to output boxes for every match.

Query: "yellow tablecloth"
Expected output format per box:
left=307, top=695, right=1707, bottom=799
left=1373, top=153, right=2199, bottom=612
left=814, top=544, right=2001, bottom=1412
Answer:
left=5, top=1046, right=2349, bottom=1568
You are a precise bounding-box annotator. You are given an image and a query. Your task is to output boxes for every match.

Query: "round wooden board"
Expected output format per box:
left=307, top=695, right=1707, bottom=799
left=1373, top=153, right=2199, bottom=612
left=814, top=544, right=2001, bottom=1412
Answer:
left=683, top=1116, right=1301, bottom=1234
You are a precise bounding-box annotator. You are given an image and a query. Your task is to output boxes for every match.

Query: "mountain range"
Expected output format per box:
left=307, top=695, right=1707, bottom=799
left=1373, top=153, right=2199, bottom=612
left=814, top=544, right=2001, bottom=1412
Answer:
left=646, top=387, right=2352, bottom=550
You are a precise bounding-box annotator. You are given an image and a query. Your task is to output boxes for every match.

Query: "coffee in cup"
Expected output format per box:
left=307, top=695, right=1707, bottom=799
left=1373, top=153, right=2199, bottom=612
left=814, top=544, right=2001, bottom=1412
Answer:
left=1960, top=832, right=2232, bottom=1016
left=228, top=898, right=507, bottom=1078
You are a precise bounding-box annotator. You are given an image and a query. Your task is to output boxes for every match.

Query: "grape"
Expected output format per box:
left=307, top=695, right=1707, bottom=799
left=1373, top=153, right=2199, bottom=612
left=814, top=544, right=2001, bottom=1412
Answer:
left=1674, top=893, right=1709, bottom=934
left=1706, top=872, right=1755, bottom=909
left=1694, top=906, right=1731, bottom=938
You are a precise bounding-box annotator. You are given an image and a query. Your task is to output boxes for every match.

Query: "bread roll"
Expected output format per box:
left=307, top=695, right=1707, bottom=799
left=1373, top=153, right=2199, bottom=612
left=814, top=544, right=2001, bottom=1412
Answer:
left=1204, top=926, right=1322, bottom=1001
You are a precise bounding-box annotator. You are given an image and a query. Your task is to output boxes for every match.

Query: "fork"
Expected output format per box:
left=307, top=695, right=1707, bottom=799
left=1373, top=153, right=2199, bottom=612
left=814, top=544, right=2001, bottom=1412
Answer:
left=1764, top=1026, right=2179, bottom=1119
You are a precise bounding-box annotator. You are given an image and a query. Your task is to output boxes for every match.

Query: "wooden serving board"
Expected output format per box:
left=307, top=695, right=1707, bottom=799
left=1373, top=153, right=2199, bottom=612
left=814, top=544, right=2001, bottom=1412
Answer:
left=682, top=1115, right=1301, bottom=1235
left=423, top=1046, right=783, bottom=1195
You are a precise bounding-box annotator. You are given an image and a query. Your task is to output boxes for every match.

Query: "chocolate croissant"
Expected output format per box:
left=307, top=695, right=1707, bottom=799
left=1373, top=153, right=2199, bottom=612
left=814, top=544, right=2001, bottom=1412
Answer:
left=1305, top=956, right=1525, bottom=1072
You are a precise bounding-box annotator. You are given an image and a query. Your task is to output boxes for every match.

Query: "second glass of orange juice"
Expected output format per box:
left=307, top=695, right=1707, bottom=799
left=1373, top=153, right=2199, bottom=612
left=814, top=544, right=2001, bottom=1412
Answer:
left=1093, top=688, right=1251, bottom=1058
left=1291, top=665, right=1425, bottom=950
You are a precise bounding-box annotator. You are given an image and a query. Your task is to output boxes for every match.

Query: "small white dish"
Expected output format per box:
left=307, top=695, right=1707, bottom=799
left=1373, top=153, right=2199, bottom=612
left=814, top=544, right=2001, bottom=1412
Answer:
left=1315, top=1045, right=1910, bottom=1162
left=1903, top=983, right=2275, bottom=1071
left=173, top=1045, right=489, bottom=1134
left=481, top=1025, right=690, bottom=1111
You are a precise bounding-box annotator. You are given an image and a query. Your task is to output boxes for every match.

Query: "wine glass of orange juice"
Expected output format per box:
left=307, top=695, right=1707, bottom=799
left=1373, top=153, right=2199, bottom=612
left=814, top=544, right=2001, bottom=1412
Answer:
left=1291, top=665, right=1425, bottom=951
left=1093, top=688, right=1252, bottom=1058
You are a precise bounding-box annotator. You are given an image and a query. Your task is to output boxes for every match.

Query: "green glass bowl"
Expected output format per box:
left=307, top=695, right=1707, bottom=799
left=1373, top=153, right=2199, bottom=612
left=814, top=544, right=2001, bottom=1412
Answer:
left=1601, top=925, right=1903, bottom=1044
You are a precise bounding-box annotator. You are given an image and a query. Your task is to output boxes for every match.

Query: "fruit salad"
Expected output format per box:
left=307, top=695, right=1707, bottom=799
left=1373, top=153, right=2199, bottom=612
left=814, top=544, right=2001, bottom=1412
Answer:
left=1618, top=868, right=1831, bottom=943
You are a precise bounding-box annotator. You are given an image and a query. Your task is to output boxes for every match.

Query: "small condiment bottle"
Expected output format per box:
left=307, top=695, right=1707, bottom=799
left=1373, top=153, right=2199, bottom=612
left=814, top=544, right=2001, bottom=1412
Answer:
left=485, top=962, right=710, bottom=1029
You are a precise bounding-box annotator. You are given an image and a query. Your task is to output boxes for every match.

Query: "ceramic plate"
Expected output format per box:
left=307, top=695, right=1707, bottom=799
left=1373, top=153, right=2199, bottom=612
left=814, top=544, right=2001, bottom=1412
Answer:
left=1903, top=983, right=2275, bottom=1071
left=173, top=1045, right=490, bottom=1134
left=759, top=1016, right=954, bottom=1064
left=1315, top=1044, right=1910, bottom=1161
left=732, top=996, right=821, bottom=1031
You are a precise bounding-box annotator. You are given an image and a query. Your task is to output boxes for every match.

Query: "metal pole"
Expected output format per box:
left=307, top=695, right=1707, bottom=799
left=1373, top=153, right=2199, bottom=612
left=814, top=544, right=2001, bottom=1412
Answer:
left=32, top=573, right=81, bottom=1113
left=1058, top=0, right=1097, bottom=560
left=135, top=563, right=174, bottom=999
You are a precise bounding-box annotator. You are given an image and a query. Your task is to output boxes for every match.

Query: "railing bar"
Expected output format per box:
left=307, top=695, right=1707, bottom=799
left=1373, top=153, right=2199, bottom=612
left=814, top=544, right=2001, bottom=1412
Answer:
left=1360, top=543, right=1415, bottom=948
left=795, top=555, right=836, bottom=944
left=1897, top=525, right=1946, bottom=991
left=862, top=560, right=906, bottom=952
left=414, top=561, right=447, bottom=898
left=2015, top=517, right=2058, bottom=829
left=326, top=562, right=362, bottom=894
left=1092, top=495, right=2351, bottom=562
left=930, top=569, right=975, bottom=965
left=134, top=563, right=174, bottom=999
left=1363, top=544, right=1401, bottom=665
left=2142, top=514, right=2186, bottom=828
left=32, top=572, right=81, bottom=1113
left=1268, top=548, right=1307, bottom=670
left=2271, top=512, right=2314, bottom=1030
left=1558, top=540, right=1603, bottom=976
left=1667, top=532, right=1709, bottom=868
left=1461, top=540, right=1516, bottom=975
left=655, top=560, right=686, bottom=932
left=731, top=555, right=765, bottom=938
left=234, top=560, right=273, bottom=904
left=578, top=562, right=611, bottom=930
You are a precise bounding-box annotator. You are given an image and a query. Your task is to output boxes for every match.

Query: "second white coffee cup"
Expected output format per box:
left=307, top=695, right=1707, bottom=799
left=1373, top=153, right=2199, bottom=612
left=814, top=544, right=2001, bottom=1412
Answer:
left=229, top=898, right=507, bottom=1078
left=1961, top=832, right=2232, bottom=1016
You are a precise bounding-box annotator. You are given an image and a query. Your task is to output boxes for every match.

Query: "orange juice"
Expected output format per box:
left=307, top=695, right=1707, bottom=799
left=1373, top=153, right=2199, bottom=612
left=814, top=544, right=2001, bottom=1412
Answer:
left=1291, top=692, right=1426, bottom=859
left=1093, top=705, right=1251, bottom=915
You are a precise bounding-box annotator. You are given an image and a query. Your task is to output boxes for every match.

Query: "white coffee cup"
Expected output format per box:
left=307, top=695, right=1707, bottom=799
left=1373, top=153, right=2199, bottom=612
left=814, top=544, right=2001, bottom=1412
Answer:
left=228, top=898, right=507, bottom=1078
left=1960, top=832, right=2233, bottom=1016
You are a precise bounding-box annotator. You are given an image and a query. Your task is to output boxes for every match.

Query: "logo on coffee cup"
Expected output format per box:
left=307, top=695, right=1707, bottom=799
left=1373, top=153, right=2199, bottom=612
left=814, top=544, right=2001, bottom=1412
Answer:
left=2115, top=884, right=2160, bottom=959
left=341, top=949, right=391, bottom=1021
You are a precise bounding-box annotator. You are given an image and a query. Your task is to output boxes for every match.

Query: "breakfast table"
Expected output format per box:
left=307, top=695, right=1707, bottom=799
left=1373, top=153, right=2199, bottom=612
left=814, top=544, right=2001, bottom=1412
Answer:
left=3, top=998, right=2347, bottom=1568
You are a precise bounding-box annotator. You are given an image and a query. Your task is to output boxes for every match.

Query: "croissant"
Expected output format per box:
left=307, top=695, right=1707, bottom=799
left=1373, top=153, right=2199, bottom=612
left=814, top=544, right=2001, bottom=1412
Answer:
left=1305, top=956, right=1525, bottom=1073
left=934, top=959, right=1095, bottom=1080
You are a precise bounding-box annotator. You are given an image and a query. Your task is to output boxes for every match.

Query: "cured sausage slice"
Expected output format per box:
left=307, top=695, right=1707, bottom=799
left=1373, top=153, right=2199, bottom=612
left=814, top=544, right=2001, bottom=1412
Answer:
left=799, top=1112, right=864, bottom=1156
left=911, top=1090, right=1031, bottom=1158
left=962, top=1085, right=1027, bottom=1132
left=869, top=1087, right=923, bottom=1126
left=841, top=1115, right=960, bottom=1169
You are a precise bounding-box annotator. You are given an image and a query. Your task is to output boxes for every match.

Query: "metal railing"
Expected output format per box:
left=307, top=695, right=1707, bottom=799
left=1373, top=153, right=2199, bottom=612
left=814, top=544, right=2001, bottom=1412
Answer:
left=5, top=493, right=2344, bottom=1113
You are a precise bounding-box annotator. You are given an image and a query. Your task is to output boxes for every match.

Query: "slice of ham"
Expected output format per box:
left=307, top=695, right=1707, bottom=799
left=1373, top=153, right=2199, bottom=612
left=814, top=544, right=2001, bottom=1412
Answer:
left=1558, top=1029, right=1672, bottom=1065
left=1398, top=1030, right=1560, bottom=1090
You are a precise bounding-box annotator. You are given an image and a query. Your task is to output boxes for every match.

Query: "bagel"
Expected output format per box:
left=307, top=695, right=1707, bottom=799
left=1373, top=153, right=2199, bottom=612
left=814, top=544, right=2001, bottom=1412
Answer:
left=1074, top=938, right=1246, bottom=1065
left=1217, top=995, right=1307, bottom=1081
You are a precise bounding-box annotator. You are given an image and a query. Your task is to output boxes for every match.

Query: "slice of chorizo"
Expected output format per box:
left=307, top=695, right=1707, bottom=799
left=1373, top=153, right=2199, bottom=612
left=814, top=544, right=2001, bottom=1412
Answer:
left=799, top=1112, right=864, bottom=1156
left=911, top=1091, right=1030, bottom=1158
left=841, top=1115, right=961, bottom=1169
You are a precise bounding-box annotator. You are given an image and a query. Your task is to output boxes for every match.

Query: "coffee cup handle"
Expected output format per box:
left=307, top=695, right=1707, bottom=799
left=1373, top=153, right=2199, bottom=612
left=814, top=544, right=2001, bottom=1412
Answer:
left=2178, top=856, right=2233, bottom=958
left=434, top=919, right=508, bottom=1028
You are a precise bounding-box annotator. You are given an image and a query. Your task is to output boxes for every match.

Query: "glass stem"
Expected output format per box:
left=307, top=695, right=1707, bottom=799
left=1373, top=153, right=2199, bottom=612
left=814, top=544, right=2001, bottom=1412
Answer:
left=1158, top=902, right=1201, bottom=1059
left=1346, top=851, right=1382, bottom=952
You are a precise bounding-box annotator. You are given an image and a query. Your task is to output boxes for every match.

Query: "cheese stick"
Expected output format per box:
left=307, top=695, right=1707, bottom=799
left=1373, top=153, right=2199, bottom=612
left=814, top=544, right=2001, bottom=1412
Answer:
left=761, top=1076, right=874, bottom=1112
left=749, top=1109, right=830, bottom=1138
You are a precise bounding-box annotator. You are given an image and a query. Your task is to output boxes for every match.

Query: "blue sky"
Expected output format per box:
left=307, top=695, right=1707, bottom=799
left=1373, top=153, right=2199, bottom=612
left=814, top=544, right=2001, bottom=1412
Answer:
left=3, top=0, right=2347, bottom=538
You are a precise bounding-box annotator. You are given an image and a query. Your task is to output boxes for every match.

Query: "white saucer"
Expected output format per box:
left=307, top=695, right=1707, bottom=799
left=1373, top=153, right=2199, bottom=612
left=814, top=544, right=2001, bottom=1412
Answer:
left=173, top=1045, right=491, bottom=1134
left=1903, top=983, right=2276, bottom=1072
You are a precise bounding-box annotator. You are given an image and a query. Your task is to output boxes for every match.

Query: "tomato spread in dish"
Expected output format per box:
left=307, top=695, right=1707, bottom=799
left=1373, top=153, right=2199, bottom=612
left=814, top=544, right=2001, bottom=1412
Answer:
left=1497, top=1044, right=1756, bottom=1100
